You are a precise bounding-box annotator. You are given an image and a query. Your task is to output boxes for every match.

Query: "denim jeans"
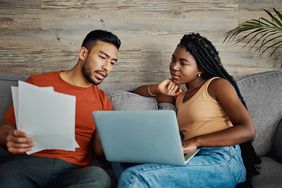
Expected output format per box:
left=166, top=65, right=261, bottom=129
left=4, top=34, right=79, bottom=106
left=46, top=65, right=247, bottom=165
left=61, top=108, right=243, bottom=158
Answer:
left=118, top=145, right=246, bottom=188
left=0, top=155, right=111, bottom=188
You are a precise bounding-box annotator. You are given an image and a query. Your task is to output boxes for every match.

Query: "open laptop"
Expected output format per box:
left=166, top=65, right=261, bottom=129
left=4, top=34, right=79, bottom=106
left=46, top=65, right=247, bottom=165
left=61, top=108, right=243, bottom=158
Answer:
left=93, top=110, right=199, bottom=165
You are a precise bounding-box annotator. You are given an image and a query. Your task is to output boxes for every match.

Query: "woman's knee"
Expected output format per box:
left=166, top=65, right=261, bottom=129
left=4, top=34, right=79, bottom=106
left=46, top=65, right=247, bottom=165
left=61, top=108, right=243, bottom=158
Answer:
left=118, top=167, right=145, bottom=188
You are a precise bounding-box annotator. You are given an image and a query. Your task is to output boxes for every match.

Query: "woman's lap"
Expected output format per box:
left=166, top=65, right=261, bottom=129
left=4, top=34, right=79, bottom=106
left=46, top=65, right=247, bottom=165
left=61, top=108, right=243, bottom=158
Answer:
left=118, top=145, right=246, bottom=188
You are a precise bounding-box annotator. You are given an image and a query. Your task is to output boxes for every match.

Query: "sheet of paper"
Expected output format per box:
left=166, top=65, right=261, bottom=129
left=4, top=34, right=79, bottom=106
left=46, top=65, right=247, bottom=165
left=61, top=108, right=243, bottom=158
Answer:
left=15, top=81, right=78, bottom=154
left=11, top=85, right=54, bottom=130
left=11, top=86, right=19, bottom=127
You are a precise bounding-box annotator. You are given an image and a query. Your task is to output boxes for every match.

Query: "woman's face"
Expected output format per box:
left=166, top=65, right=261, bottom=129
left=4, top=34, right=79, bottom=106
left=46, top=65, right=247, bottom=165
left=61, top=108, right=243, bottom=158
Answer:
left=169, top=46, right=201, bottom=85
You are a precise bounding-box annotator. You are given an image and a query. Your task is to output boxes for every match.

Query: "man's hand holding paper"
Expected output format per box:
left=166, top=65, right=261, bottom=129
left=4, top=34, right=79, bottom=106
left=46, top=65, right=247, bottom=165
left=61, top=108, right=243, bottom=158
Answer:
left=11, top=81, right=78, bottom=154
left=6, top=129, right=34, bottom=154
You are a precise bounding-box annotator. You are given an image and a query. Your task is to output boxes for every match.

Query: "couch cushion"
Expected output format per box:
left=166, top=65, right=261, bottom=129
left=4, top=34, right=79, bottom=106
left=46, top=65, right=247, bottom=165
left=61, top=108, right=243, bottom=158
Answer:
left=271, top=117, right=282, bottom=162
left=0, top=73, right=28, bottom=123
left=100, top=83, right=147, bottom=94
left=158, top=103, right=177, bottom=112
left=108, top=90, right=158, bottom=110
left=237, top=71, right=282, bottom=156
left=252, top=157, right=282, bottom=188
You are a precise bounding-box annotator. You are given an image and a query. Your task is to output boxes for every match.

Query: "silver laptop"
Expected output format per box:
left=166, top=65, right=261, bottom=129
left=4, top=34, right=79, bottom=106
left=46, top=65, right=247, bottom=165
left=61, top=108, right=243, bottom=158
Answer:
left=93, top=110, right=199, bottom=165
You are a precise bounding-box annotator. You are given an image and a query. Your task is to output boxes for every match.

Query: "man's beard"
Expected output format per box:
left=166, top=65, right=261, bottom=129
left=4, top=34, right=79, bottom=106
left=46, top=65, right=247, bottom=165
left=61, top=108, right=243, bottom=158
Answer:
left=82, top=61, right=102, bottom=85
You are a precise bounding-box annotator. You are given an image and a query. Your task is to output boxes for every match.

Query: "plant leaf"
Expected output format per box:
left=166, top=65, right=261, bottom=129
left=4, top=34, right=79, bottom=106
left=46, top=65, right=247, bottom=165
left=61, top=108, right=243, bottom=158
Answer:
left=264, top=9, right=282, bottom=27
left=259, top=32, right=281, bottom=49
left=224, top=19, right=264, bottom=42
left=259, top=17, right=278, bottom=27
left=273, top=8, right=282, bottom=21
left=248, top=30, right=277, bottom=48
left=235, top=28, right=265, bottom=45
left=258, top=35, right=282, bottom=52
left=260, top=40, right=282, bottom=55
left=269, top=42, right=282, bottom=58
left=224, top=8, right=282, bottom=59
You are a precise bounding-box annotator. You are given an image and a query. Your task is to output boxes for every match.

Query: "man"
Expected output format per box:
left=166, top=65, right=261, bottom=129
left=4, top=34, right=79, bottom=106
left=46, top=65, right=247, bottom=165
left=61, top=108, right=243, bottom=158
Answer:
left=0, top=30, right=121, bottom=188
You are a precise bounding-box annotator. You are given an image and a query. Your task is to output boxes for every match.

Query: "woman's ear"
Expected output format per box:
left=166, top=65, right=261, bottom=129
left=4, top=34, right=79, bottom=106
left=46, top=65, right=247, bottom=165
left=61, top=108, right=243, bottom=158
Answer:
left=79, top=47, right=88, bottom=61
left=198, top=68, right=204, bottom=77
left=197, top=71, right=204, bottom=77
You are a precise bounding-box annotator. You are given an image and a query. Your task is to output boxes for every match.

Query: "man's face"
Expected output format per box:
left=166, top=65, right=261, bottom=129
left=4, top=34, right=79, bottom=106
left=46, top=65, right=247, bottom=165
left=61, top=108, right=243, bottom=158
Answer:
left=82, top=40, right=118, bottom=85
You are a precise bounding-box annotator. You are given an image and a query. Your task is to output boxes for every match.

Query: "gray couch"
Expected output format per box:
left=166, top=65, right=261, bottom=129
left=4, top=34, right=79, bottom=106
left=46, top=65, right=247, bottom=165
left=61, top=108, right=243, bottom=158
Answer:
left=0, top=71, right=282, bottom=187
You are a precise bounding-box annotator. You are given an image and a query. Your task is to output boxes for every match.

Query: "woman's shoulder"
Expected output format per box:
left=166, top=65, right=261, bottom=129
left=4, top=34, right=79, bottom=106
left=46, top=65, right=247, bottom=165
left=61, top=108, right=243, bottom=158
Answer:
left=207, top=77, right=235, bottom=98
left=209, top=77, right=230, bottom=86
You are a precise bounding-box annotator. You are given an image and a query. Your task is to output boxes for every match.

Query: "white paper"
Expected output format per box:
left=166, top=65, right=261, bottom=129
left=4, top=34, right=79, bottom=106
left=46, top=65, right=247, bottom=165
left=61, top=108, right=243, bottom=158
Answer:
left=11, top=86, right=19, bottom=127
left=13, top=81, right=79, bottom=154
left=11, top=85, right=54, bottom=130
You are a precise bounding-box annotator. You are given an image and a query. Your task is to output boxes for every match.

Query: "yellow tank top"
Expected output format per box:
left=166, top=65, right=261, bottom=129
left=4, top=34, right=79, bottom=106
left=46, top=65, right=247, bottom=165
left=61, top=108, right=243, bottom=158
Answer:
left=176, top=77, right=233, bottom=139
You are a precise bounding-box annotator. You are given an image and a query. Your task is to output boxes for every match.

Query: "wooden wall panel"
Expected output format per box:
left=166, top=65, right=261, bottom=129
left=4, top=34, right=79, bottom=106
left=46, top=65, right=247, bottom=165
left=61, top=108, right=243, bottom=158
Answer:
left=0, top=0, right=281, bottom=83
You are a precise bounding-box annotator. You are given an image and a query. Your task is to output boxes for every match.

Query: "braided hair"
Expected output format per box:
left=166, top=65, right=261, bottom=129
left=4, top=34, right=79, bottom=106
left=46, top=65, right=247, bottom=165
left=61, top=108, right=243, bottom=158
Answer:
left=179, top=33, right=261, bottom=187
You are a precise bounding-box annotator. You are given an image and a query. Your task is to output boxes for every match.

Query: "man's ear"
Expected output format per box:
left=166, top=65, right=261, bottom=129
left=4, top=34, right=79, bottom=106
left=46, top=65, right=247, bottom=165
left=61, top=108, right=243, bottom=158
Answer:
left=79, top=47, right=88, bottom=61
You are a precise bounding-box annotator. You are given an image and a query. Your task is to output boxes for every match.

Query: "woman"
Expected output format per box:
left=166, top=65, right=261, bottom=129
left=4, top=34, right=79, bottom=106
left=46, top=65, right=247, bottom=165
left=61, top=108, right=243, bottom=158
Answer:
left=118, top=33, right=261, bottom=188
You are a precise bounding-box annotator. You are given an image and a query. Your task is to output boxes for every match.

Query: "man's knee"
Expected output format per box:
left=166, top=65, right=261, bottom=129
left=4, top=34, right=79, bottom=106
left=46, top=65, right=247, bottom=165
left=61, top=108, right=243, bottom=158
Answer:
left=0, top=165, right=32, bottom=188
left=87, top=166, right=111, bottom=187
left=53, top=166, right=112, bottom=188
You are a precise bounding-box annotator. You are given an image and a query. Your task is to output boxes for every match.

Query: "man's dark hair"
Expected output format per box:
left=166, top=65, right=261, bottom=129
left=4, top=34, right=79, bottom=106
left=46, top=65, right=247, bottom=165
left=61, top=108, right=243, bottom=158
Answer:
left=179, top=33, right=261, bottom=188
left=81, top=30, right=121, bottom=51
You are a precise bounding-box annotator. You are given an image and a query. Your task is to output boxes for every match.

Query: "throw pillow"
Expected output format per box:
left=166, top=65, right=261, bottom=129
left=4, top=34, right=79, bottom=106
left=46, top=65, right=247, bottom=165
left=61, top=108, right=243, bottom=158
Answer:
left=109, top=90, right=158, bottom=110
left=158, top=103, right=177, bottom=112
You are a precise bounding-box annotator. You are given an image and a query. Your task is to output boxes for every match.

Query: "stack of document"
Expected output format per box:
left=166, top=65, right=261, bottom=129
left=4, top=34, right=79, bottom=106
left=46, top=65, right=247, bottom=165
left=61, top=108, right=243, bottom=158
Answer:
left=11, top=81, right=78, bottom=154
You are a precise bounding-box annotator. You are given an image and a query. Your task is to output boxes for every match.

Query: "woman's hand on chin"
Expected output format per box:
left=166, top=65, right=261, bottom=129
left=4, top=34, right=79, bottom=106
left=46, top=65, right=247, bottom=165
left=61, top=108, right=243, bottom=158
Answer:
left=158, top=79, right=182, bottom=96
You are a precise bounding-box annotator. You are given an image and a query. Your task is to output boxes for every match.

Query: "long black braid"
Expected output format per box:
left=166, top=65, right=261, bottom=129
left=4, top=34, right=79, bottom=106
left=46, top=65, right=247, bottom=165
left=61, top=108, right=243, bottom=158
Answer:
left=179, top=33, right=261, bottom=187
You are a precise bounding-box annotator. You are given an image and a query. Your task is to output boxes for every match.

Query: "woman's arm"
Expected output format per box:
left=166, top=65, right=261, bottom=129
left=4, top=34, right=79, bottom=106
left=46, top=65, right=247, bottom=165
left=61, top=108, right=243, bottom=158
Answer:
left=132, top=79, right=183, bottom=103
left=183, top=78, right=255, bottom=150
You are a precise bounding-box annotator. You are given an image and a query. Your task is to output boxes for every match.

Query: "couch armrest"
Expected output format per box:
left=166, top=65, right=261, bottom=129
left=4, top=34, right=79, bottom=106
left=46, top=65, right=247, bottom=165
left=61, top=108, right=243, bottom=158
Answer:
left=271, top=117, right=282, bottom=163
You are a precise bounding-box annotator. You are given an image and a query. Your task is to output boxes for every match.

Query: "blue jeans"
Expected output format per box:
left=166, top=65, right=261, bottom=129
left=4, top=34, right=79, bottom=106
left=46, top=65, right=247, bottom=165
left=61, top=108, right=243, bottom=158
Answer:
left=118, top=145, right=246, bottom=188
left=0, top=155, right=111, bottom=188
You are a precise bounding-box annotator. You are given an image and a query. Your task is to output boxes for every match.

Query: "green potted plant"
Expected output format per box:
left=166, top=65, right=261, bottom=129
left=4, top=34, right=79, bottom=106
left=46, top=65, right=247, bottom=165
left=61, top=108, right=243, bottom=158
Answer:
left=224, top=8, right=282, bottom=61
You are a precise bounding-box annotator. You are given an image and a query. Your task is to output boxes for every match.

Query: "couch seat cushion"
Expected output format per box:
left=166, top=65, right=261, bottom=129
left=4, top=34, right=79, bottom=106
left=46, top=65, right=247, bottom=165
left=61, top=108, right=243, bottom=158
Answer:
left=252, top=157, right=282, bottom=188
